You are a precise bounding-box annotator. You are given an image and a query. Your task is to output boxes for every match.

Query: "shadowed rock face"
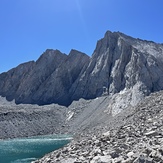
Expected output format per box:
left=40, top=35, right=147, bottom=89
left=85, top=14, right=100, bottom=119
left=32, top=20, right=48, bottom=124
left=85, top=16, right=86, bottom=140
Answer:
left=0, top=61, right=35, bottom=101
left=0, top=49, right=90, bottom=106
left=0, top=31, right=163, bottom=106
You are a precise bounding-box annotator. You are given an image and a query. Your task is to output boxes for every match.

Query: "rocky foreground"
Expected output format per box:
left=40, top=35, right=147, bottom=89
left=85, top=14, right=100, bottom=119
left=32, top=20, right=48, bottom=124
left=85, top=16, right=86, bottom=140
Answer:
left=33, top=91, right=163, bottom=163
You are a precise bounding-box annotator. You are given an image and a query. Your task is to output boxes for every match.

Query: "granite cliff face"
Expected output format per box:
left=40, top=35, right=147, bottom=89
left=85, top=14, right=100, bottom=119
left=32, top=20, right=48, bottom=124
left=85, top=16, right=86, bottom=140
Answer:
left=0, top=49, right=90, bottom=106
left=71, top=31, right=163, bottom=106
left=0, top=31, right=163, bottom=106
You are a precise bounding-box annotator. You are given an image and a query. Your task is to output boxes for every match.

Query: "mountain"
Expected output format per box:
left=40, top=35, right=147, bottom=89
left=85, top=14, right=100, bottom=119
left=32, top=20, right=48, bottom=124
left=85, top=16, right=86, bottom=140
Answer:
left=72, top=31, right=163, bottom=106
left=0, top=31, right=163, bottom=106
left=1, top=31, right=163, bottom=162
left=0, top=49, right=90, bottom=106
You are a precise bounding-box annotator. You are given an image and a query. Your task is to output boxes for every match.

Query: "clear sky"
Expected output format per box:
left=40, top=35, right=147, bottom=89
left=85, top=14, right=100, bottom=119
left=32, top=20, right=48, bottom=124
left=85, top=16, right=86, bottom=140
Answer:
left=0, top=0, right=163, bottom=73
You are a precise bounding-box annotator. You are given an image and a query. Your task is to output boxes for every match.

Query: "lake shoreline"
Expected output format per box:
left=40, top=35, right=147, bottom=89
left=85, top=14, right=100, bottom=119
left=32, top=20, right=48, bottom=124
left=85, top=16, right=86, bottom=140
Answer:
left=0, top=134, right=72, bottom=163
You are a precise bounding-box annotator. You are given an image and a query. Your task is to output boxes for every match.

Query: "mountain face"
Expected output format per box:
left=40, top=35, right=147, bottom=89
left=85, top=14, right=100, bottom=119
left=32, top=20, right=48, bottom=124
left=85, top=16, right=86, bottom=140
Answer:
left=0, top=49, right=90, bottom=106
left=0, top=31, right=163, bottom=106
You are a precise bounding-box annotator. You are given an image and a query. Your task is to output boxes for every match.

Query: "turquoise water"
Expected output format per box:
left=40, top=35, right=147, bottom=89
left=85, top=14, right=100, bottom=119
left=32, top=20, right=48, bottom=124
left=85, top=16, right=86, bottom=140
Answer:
left=0, top=135, right=72, bottom=163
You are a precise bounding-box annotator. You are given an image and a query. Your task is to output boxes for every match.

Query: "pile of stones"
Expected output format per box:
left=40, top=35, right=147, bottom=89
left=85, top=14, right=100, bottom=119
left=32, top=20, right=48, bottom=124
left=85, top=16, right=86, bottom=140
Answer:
left=33, top=92, right=163, bottom=163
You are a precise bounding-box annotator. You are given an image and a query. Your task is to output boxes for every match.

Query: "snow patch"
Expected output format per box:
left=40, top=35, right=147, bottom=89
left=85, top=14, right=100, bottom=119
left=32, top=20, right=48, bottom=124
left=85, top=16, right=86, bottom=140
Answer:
left=66, top=111, right=74, bottom=121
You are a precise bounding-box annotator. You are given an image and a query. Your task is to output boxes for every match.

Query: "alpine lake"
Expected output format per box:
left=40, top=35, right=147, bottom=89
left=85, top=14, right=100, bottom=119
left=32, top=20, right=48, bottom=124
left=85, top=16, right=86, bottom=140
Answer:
left=0, top=134, right=72, bottom=163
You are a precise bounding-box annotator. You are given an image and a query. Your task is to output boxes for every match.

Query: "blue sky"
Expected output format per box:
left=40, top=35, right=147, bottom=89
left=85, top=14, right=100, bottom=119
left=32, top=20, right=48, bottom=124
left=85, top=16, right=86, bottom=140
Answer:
left=0, top=0, right=163, bottom=73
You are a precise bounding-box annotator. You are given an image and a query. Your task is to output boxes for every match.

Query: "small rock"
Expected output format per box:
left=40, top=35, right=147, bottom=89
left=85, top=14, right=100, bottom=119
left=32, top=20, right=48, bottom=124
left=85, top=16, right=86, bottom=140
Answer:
left=144, top=131, right=159, bottom=137
left=90, top=155, right=112, bottom=163
left=127, top=151, right=134, bottom=158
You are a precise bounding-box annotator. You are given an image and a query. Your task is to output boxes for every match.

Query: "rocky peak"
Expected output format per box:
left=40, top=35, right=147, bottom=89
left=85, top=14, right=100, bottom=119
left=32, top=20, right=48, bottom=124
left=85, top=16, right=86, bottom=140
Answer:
left=0, top=30, right=163, bottom=106
left=69, top=49, right=88, bottom=57
left=70, top=30, right=163, bottom=107
left=36, top=49, right=67, bottom=66
left=68, top=49, right=90, bottom=67
left=93, top=31, right=119, bottom=56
